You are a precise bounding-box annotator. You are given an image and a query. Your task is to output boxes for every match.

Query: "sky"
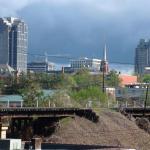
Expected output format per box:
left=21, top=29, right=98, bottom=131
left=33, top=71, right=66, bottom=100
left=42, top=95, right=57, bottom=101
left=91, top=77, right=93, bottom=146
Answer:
left=0, top=0, right=150, bottom=63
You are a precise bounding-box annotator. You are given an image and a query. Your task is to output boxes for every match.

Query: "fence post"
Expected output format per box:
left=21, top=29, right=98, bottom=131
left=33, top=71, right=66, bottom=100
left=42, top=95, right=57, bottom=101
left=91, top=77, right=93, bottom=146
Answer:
left=116, top=100, right=119, bottom=108
left=108, top=100, right=110, bottom=108
left=36, top=100, right=38, bottom=108
left=49, top=100, right=50, bottom=108
left=125, top=101, right=128, bottom=108
left=133, top=101, right=136, bottom=108
left=21, top=101, right=23, bottom=108
left=7, top=100, right=9, bottom=108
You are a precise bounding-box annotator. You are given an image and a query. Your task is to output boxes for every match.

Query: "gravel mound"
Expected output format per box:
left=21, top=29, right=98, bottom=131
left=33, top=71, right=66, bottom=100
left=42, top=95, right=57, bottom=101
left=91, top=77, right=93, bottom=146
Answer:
left=44, top=109, right=150, bottom=150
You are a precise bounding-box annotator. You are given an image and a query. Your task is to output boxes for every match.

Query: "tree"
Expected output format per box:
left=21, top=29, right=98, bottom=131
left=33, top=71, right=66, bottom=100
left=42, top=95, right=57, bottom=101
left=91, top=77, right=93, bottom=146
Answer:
left=73, top=69, right=90, bottom=86
left=0, top=79, right=4, bottom=94
left=106, top=70, right=121, bottom=87
left=70, top=86, right=107, bottom=107
left=142, top=74, right=150, bottom=83
left=20, top=81, right=44, bottom=107
left=60, top=74, right=76, bottom=89
left=50, top=90, right=79, bottom=107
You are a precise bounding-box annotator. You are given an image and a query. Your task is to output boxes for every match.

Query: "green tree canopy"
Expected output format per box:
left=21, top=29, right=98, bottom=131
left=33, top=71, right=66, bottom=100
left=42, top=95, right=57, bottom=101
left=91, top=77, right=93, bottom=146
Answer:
left=106, top=70, right=121, bottom=87
left=69, top=86, right=107, bottom=107
left=19, top=81, right=44, bottom=107
left=142, top=74, right=150, bottom=83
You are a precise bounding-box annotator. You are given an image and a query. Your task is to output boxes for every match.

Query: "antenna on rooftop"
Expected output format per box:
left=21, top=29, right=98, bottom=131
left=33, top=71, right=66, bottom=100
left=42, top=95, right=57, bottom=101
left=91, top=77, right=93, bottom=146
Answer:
left=44, top=51, right=48, bottom=63
left=104, top=44, right=107, bottom=61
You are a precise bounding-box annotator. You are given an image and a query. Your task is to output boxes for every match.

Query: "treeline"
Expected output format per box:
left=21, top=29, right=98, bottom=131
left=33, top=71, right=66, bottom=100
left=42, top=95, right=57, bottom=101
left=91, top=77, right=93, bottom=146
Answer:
left=0, top=69, right=121, bottom=107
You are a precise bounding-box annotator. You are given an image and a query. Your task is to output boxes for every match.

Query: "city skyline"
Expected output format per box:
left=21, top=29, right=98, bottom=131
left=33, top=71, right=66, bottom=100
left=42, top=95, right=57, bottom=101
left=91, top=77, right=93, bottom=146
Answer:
left=1, top=0, right=150, bottom=63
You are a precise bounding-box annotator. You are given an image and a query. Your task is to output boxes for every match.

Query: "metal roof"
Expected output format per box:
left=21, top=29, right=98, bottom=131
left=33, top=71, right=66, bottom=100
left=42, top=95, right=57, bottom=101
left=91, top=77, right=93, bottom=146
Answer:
left=0, top=95, right=23, bottom=102
left=0, top=90, right=55, bottom=102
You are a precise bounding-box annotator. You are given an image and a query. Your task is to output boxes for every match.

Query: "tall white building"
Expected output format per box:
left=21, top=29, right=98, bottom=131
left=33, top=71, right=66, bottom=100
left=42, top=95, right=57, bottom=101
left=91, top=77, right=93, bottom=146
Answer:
left=135, top=39, right=150, bottom=74
left=0, top=17, right=28, bottom=73
left=71, top=57, right=101, bottom=72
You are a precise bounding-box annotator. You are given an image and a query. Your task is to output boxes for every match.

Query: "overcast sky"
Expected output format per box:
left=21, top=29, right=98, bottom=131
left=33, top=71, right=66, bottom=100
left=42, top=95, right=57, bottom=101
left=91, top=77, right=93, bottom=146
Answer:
left=0, top=0, right=150, bottom=63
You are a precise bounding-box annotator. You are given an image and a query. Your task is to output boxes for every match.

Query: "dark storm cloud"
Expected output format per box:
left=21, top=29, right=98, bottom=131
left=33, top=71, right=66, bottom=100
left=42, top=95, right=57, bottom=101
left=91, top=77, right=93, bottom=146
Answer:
left=1, top=0, right=150, bottom=63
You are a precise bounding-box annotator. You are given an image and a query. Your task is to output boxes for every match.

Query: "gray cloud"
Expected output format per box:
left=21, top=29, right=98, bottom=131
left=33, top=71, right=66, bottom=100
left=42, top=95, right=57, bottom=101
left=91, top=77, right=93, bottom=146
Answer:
left=1, top=0, right=150, bottom=63
left=0, top=0, right=38, bottom=16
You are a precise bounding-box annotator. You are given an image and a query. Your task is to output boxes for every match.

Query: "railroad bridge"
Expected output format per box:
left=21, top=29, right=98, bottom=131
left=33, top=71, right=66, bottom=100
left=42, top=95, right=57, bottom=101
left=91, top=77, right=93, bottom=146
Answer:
left=0, top=107, right=99, bottom=140
left=120, top=107, right=150, bottom=118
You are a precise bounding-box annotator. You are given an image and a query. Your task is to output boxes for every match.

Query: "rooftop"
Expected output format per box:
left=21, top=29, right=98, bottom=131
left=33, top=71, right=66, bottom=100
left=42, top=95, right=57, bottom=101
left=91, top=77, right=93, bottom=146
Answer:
left=119, top=74, right=137, bottom=87
left=0, top=95, right=23, bottom=102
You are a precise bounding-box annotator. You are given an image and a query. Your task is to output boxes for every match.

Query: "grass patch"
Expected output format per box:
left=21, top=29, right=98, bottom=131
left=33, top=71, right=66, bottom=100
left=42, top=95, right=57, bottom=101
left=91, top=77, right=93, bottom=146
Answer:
left=59, top=117, right=73, bottom=126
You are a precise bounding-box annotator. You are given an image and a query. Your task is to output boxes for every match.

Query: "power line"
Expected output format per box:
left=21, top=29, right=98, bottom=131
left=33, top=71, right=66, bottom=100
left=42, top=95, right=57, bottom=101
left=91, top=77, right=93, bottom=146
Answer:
left=28, top=52, right=71, bottom=58
left=25, top=52, right=135, bottom=65
left=109, top=61, right=134, bottom=65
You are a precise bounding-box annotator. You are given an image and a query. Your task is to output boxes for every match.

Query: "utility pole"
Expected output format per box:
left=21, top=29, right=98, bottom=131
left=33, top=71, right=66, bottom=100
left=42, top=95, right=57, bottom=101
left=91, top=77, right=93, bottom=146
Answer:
left=102, top=44, right=107, bottom=93
left=102, top=64, right=105, bottom=93
left=143, top=84, right=149, bottom=117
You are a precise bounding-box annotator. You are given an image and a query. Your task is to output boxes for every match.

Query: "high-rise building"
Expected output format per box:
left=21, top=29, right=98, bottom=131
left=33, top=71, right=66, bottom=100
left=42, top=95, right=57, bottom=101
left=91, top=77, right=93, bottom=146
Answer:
left=135, top=39, right=150, bottom=74
left=0, top=17, right=28, bottom=73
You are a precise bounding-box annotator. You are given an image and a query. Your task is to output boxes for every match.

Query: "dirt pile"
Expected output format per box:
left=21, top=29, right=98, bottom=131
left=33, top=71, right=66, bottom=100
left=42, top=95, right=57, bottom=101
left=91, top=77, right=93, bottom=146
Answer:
left=136, top=117, right=150, bottom=134
left=44, top=109, right=150, bottom=150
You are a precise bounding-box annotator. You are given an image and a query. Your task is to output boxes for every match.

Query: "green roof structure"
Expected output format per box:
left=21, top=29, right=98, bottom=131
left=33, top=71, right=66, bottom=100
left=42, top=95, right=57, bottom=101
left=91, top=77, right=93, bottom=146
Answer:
left=0, top=95, right=23, bottom=102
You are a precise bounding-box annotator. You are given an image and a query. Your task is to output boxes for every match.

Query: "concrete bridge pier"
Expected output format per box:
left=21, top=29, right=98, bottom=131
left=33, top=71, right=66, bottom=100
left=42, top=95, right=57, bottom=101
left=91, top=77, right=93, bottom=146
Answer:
left=0, top=126, right=8, bottom=139
left=0, top=119, right=9, bottom=139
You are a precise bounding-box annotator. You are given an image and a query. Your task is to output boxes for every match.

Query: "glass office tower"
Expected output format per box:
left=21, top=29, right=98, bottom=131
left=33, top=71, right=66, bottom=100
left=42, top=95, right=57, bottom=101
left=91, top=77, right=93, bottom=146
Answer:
left=135, top=39, right=150, bottom=74
left=0, top=17, right=28, bottom=73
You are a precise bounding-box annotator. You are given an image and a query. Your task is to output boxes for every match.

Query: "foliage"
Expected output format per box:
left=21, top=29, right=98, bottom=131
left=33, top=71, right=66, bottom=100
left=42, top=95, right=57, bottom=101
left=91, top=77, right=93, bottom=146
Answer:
left=69, top=86, right=107, bottom=107
left=19, top=81, right=44, bottom=107
left=106, top=70, right=121, bottom=87
left=0, top=69, right=119, bottom=108
left=73, top=69, right=90, bottom=85
left=0, top=80, right=4, bottom=94
left=43, top=74, right=63, bottom=89
left=0, top=80, right=5, bottom=89
left=50, top=90, right=79, bottom=107
left=59, top=117, right=72, bottom=126
left=141, top=74, right=150, bottom=83
left=30, top=73, right=76, bottom=89
left=61, top=74, right=77, bottom=88
left=0, top=79, right=4, bottom=88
